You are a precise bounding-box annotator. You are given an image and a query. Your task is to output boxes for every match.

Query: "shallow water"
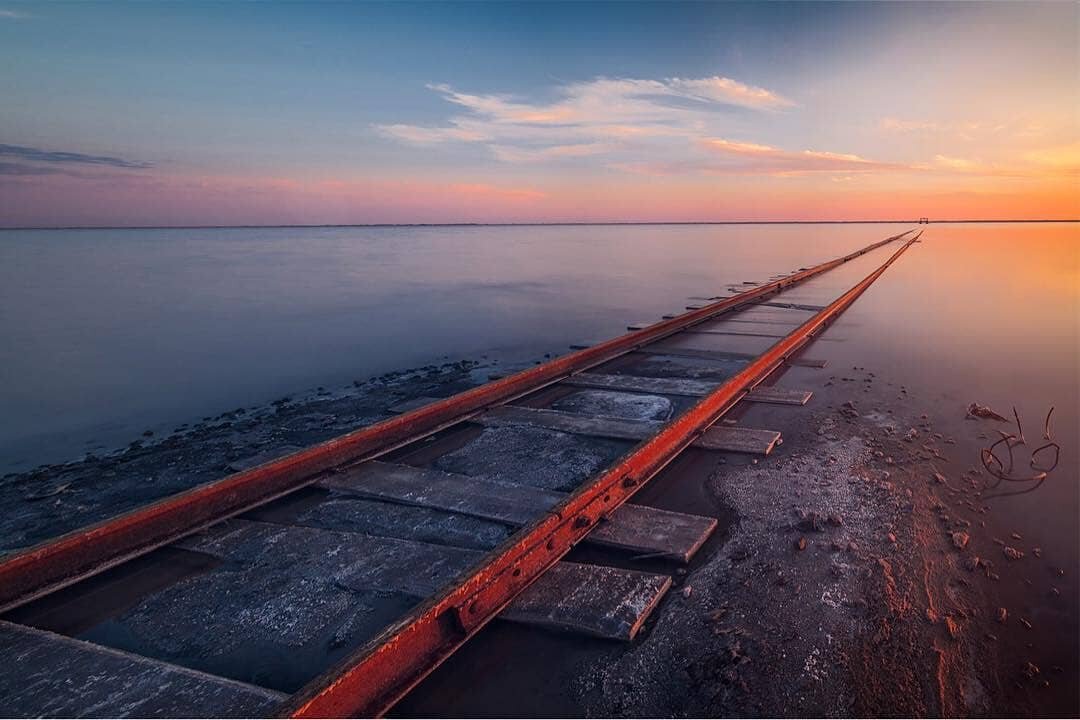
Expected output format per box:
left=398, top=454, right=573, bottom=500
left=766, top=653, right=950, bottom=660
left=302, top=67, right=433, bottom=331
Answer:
left=790, top=223, right=1079, bottom=714
left=0, top=222, right=908, bottom=471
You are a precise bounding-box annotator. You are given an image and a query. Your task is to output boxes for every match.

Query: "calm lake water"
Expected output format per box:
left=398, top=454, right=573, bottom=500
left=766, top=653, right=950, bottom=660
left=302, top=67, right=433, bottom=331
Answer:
left=0, top=222, right=912, bottom=470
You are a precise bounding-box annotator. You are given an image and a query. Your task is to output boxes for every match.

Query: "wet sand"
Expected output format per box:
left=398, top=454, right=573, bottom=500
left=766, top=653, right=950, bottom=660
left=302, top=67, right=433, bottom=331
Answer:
left=397, top=361, right=1077, bottom=717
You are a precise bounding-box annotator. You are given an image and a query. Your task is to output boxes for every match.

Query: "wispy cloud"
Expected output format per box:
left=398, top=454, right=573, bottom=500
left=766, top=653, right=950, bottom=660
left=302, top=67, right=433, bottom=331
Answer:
left=879, top=116, right=1047, bottom=143
left=700, top=138, right=903, bottom=173
left=610, top=138, right=904, bottom=177
left=376, top=75, right=796, bottom=170
left=0, top=8, right=30, bottom=19
left=879, top=117, right=939, bottom=133
left=933, top=154, right=979, bottom=171
left=0, top=161, right=70, bottom=176
left=490, top=142, right=616, bottom=164
left=0, top=144, right=152, bottom=169
left=1025, top=141, right=1080, bottom=172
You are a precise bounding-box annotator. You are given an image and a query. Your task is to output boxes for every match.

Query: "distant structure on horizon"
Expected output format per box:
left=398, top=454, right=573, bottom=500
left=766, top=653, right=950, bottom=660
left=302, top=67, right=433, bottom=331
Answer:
left=919, top=217, right=930, bottom=224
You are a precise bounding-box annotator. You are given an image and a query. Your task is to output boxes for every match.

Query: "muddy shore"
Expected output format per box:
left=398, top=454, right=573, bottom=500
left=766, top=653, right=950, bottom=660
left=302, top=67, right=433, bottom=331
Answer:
left=2, top=358, right=1076, bottom=717
left=0, top=359, right=490, bottom=555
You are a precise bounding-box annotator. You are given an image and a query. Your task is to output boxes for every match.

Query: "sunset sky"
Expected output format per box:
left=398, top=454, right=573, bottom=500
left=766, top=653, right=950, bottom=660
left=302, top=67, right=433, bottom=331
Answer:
left=1, top=1, right=1076, bottom=226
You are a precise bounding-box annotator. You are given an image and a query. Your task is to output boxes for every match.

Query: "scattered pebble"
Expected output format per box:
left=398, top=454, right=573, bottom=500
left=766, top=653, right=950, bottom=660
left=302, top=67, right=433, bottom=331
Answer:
left=1003, top=546, right=1024, bottom=561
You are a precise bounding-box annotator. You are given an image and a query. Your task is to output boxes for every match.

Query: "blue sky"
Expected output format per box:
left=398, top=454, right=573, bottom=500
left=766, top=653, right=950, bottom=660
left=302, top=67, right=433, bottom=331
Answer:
left=1, top=1, right=1076, bottom=225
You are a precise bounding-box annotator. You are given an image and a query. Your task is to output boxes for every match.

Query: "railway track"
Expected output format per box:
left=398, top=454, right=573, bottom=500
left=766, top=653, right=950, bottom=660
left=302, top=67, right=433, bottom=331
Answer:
left=1, top=230, right=919, bottom=718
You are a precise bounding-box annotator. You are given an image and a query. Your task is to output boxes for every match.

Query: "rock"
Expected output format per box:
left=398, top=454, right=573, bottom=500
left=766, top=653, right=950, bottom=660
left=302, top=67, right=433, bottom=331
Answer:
left=795, top=537, right=807, bottom=551
left=707, top=607, right=728, bottom=623
left=887, top=533, right=897, bottom=544
left=964, top=556, right=981, bottom=572
left=904, top=428, right=919, bottom=442
left=1020, top=617, right=1032, bottom=629
left=966, top=402, right=1008, bottom=421
left=1003, top=546, right=1024, bottom=561
left=933, top=472, right=947, bottom=484
left=945, top=616, right=960, bottom=639
left=1024, top=662, right=1040, bottom=679
left=997, top=607, right=1008, bottom=624
left=796, top=510, right=823, bottom=532
left=682, top=586, right=693, bottom=599
left=951, top=532, right=970, bottom=550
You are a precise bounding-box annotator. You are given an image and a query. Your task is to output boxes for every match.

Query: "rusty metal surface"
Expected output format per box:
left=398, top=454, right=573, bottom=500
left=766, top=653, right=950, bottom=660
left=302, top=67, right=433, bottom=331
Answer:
left=0, top=231, right=913, bottom=614
left=281, top=233, right=920, bottom=718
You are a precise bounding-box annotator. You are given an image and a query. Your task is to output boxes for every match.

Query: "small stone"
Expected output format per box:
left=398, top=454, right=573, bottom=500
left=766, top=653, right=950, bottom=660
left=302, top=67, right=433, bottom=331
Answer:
left=1020, top=618, right=1033, bottom=629
left=945, top=616, right=960, bottom=639
left=682, top=586, right=693, bottom=599
left=951, top=532, right=970, bottom=550
left=796, top=509, right=824, bottom=532
left=887, top=533, right=897, bottom=544
left=933, top=472, right=947, bottom=485
left=1003, top=546, right=1024, bottom=561
left=1024, top=662, right=1040, bottom=679
left=997, top=607, right=1008, bottom=623
left=796, top=537, right=807, bottom=551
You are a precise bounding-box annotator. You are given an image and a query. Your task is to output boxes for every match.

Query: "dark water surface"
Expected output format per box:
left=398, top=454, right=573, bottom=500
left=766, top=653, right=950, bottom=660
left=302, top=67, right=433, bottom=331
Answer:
left=0, top=223, right=907, bottom=471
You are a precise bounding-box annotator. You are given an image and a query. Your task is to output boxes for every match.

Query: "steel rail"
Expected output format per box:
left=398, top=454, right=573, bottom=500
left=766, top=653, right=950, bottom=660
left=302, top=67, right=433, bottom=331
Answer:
left=0, top=230, right=914, bottom=614
left=282, top=232, right=920, bottom=718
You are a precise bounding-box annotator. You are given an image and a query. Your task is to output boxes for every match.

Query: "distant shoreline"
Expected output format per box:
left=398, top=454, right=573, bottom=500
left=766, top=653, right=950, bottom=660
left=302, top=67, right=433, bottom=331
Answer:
left=0, top=219, right=1076, bottom=231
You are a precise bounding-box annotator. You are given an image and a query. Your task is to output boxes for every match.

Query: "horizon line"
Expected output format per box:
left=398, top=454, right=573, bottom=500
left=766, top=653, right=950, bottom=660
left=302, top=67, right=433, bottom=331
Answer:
left=1, top=219, right=1075, bottom=231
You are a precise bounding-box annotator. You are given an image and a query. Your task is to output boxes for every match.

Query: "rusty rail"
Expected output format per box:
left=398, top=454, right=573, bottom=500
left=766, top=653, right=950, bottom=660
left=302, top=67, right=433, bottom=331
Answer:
left=282, top=232, right=920, bottom=718
left=0, top=230, right=914, bottom=614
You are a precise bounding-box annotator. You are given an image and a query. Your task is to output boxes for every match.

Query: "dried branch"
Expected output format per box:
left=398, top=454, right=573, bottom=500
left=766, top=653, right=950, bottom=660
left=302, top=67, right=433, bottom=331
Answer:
left=1012, top=407, right=1026, bottom=445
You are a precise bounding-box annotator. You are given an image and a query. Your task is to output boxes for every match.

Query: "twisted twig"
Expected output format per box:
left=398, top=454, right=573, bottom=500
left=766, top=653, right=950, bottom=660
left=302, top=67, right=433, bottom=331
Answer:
left=1012, top=407, right=1026, bottom=445
left=978, top=405, right=1060, bottom=499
